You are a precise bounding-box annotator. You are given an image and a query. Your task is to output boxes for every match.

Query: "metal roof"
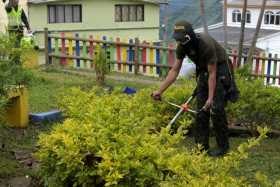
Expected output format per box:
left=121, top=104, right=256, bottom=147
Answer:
left=202, top=24, right=280, bottom=47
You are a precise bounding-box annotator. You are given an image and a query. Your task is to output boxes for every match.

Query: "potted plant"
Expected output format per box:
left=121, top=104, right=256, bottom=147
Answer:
left=0, top=33, right=34, bottom=128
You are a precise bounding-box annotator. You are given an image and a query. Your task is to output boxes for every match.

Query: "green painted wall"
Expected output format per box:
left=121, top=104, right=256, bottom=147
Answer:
left=29, top=0, right=161, bottom=48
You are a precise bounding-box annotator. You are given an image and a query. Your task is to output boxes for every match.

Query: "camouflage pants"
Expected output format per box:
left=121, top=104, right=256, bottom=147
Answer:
left=194, top=72, right=229, bottom=150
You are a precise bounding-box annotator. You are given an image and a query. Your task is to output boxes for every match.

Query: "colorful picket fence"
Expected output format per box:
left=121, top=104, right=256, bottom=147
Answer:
left=44, top=29, right=177, bottom=77
left=44, top=28, right=280, bottom=87
left=230, top=49, right=280, bottom=87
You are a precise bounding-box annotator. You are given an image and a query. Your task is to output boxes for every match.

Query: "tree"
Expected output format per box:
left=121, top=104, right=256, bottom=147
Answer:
left=93, top=45, right=110, bottom=86
left=199, top=0, right=208, bottom=34
left=238, top=0, right=248, bottom=67
left=246, top=0, right=267, bottom=64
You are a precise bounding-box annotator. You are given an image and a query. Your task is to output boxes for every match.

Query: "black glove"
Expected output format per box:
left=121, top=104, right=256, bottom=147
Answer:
left=151, top=92, right=161, bottom=101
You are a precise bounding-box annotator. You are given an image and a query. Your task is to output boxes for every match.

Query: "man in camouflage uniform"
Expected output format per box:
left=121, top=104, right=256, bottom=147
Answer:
left=152, top=20, right=233, bottom=157
left=3, top=0, right=31, bottom=64
left=3, top=0, right=31, bottom=45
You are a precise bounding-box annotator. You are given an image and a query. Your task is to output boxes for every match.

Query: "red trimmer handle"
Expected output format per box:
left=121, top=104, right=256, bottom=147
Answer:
left=181, top=103, right=189, bottom=112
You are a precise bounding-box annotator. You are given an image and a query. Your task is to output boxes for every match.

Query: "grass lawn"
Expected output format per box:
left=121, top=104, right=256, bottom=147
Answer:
left=0, top=69, right=279, bottom=186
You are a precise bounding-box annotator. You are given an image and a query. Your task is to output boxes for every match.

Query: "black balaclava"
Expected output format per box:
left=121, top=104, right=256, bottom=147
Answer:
left=173, top=20, right=200, bottom=57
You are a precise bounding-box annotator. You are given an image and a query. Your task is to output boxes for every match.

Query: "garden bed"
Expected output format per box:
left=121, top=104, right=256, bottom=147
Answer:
left=0, top=70, right=280, bottom=186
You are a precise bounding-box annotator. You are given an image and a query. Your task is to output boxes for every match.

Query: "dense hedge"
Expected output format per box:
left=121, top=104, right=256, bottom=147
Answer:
left=227, top=76, right=280, bottom=131
left=36, top=83, right=275, bottom=187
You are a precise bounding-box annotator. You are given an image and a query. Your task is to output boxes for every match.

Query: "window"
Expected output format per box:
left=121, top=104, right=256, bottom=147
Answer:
left=56, top=5, right=64, bottom=23
left=264, top=11, right=275, bottom=24
left=65, top=5, right=73, bottom=23
left=115, top=5, right=122, bottom=22
left=48, top=6, right=55, bottom=23
left=232, top=9, right=241, bottom=23
left=136, top=5, right=144, bottom=21
left=246, top=11, right=251, bottom=23
left=122, top=5, right=129, bottom=22
left=129, top=5, right=137, bottom=21
left=73, top=5, right=82, bottom=22
left=276, top=12, right=280, bottom=25
left=48, top=5, right=82, bottom=23
left=115, top=4, right=144, bottom=22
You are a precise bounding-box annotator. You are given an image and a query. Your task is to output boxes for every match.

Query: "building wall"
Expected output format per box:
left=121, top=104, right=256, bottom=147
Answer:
left=0, top=0, right=28, bottom=32
left=0, top=3, right=6, bottom=32
left=29, top=0, right=160, bottom=47
left=257, top=33, right=280, bottom=54
left=227, top=7, right=280, bottom=30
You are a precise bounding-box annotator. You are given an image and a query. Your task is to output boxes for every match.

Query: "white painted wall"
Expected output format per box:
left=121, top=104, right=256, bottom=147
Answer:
left=0, top=2, right=7, bottom=32
left=257, top=32, right=280, bottom=54
left=227, top=7, right=280, bottom=30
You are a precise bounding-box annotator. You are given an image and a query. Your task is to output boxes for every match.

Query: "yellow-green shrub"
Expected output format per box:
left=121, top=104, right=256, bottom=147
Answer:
left=35, top=85, right=276, bottom=187
left=226, top=76, right=280, bottom=131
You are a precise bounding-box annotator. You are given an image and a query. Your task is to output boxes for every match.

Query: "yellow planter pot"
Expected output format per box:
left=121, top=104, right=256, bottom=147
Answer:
left=5, top=86, right=29, bottom=128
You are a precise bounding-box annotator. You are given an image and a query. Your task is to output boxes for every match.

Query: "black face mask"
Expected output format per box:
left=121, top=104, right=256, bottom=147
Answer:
left=181, top=30, right=200, bottom=57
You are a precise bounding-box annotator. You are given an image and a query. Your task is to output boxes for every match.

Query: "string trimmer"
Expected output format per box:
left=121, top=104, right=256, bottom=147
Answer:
left=164, top=88, right=201, bottom=129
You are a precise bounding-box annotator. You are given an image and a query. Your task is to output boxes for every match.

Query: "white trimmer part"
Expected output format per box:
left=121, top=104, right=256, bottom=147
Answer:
left=167, top=96, right=195, bottom=128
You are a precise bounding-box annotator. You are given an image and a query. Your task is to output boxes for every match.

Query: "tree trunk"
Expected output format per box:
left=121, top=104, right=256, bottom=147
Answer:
left=96, top=71, right=105, bottom=86
left=199, top=0, right=209, bottom=34
left=223, top=0, right=228, bottom=50
left=246, top=0, right=267, bottom=64
left=238, top=0, right=248, bottom=67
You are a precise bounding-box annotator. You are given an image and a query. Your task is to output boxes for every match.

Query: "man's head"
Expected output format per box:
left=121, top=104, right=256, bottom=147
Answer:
left=10, top=0, right=19, bottom=7
left=173, top=20, right=194, bottom=45
left=173, top=20, right=199, bottom=56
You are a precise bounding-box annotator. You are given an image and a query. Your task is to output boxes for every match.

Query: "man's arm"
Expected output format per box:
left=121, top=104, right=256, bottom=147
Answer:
left=151, top=59, right=183, bottom=100
left=207, top=63, right=217, bottom=101
left=21, top=10, right=30, bottom=31
left=203, top=62, right=217, bottom=110
left=158, top=59, right=183, bottom=93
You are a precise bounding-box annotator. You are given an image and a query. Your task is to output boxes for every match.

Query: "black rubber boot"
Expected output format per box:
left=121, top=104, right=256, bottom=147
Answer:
left=208, top=146, right=229, bottom=157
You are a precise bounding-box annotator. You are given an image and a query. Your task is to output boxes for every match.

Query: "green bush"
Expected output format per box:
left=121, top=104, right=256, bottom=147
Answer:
left=93, top=45, right=110, bottom=86
left=36, top=86, right=275, bottom=187
left=227, top=75, right=280, bottom=131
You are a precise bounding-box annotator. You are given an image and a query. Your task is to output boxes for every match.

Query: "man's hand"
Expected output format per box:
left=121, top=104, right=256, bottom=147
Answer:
left=151, top=91, right=162, bottom=101
left=203, top=98, right=213, bottom=111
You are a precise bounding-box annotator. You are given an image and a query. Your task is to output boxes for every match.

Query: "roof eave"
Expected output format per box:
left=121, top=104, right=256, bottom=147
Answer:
left=28, top=0, right=169, bottom=5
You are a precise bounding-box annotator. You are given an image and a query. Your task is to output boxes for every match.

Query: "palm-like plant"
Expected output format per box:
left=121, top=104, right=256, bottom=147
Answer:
left=238, top=0, right=248, bottom=67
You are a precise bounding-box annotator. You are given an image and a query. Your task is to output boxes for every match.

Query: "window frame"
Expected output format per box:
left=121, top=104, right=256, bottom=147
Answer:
left=276, top=12, right=280, bottom=25
left=232, top=9, right=241, bottom=23
left=115, top=4, right=144, bottom=22
left=246, top=10, right=251, bottom=23
left=47, top=4, right=82, bottom=24
left=264, top=11, right=275, bottom=25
